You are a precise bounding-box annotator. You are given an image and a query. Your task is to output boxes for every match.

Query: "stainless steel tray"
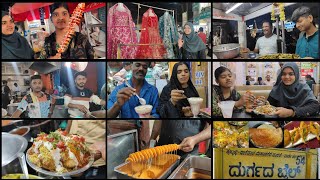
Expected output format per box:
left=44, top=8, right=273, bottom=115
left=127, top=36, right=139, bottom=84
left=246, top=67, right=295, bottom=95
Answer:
left=168, top=155, right=211, bottom=179
left=114, top=155, right=180, bottom=179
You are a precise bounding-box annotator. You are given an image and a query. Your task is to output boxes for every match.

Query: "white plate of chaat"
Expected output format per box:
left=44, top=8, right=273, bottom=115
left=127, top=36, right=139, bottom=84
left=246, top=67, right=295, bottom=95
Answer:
left=26, top=129, right=94, bottom=176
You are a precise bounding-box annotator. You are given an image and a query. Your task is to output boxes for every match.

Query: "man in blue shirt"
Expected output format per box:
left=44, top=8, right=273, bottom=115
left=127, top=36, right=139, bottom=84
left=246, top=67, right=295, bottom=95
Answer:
left=291, top=6, right=319, bottom=59
left=107, top=62, right=160, bottom=118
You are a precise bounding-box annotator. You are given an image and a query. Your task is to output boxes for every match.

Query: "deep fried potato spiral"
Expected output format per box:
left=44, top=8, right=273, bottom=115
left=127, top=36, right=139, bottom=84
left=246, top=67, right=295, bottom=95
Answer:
left=125, top=144, right=180, bottom=163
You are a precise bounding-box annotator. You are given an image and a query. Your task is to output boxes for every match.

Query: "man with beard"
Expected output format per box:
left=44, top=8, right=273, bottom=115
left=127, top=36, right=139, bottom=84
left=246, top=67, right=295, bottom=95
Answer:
left=64, top=71, right=106, bottom=117
left=291, top=6, right=319, bottom=59
left=254, top=21, right=278, bottom=55
left=39, top=3, right=94, bottom=59
left=107, top=62, right=160, bottom=118
left=11, top=75, right=56, bottom=118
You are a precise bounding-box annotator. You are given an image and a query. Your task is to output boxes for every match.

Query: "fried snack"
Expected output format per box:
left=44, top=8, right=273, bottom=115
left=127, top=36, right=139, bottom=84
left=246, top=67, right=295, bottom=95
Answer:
left=309, top=122, right=320, bottom=140
left=254, top=105, right=276, bottom=115
left=126, top=144, right=179, bottom=163
left=290, top=127, right=301, bottom=144
left=249, top=128, right=283, bottom=148
left=299, top=121, right=309, bottom=143
left=284, top=129, right=291, bottom=147
left=57, top=3, right=85, bottom=53
left=258, top=53, right=300, bottom=59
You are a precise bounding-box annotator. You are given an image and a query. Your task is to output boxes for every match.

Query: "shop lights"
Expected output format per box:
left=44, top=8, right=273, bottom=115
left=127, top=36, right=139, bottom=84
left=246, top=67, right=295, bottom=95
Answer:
left=225, top=3, right=243, bottom=14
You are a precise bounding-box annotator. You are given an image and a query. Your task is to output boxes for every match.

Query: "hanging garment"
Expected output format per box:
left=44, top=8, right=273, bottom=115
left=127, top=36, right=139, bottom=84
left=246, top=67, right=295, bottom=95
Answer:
left=159, top=12, right=179, bottom=59
left=136, top=8, right=166, bottom=59
left=107, top=3, right=138, bottom=59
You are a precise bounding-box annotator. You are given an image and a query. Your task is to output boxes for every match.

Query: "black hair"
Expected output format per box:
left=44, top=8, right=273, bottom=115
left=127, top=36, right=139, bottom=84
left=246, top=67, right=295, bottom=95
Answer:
left=306, top=75, right=316, bottom=83
left=74, top=71, right=87, bottom=79
left=30, top=75, right=42, bottom=82
left=262, top=20, right=272, bottom=29
left=214, top=67, right=231, bottom=80
left=257, top=77, right=263, bottom=81
left=14, top=83, right=18, bottom=86
left=42, top=28, right=46, bottom=31
left=2, top=80, right=7, bottom=84
left=50, top=3, right=70, bottom=20
left=199, top=27, right=203, bottom=32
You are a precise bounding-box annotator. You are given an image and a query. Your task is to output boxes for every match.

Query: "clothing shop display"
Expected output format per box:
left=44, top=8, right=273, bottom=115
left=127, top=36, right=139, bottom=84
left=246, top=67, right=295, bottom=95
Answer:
left=159, top=12, right=179, bottom=59
left=107, top=3, right=138, bottom=59
left=136, top=8, right=166, bottom=59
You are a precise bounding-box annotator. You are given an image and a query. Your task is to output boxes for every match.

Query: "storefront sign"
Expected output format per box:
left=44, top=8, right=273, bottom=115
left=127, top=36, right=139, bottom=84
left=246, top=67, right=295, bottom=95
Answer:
left=200, top=10, right=211, bottom=20
left=192, top=3, right=200, bottom=11
left=301, top=62, right=314, bottom=77
left=222, top=148, right=307, bottom=179
left=193, top=16, right=200, bottom=25
left=212, top=8, right=242, bottom=21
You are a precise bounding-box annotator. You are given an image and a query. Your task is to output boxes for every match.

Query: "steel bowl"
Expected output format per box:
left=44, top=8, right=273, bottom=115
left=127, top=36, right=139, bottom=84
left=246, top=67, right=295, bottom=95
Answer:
left=213, top=43, right=240, bottom=59
left=2, top=133, right=28, bottom=167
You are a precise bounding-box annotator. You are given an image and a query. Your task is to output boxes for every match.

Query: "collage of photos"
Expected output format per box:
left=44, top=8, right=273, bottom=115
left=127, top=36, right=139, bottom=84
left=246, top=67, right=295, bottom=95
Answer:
left=1, top=1, right=320, bottom=180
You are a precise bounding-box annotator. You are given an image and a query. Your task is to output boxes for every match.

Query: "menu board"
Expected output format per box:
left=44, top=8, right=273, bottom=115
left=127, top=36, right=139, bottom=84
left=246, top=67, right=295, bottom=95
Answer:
left=219, top=148, right=308, bottom=179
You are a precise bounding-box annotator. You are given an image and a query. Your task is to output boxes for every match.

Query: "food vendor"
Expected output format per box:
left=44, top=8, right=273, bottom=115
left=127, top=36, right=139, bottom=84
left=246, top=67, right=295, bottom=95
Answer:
left=107, top=62, right=160, bottom=118
left=64, top=71, right=106, bottom=118
left=268, top=62, right=320, bottom=117
left=2, top=11, right=34, bottom=59
left=253, top=21, right=278, bottom=56
left=11, top=75, right=56, bottom=118
left=66, top=120, right=106, bottom=178
left=38, top=3, right=94, bottom=59
left=213, top=66, right=255, bottom=108
left=291, top=6, right=319, bottom=59
left=150, top=120, right=211, bottom=161
left=157, top=62, right=199, bottom=118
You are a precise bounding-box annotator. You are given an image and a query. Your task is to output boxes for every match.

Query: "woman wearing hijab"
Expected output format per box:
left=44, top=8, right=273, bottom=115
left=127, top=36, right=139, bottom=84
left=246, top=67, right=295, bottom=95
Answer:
left=178, top=22, right=206, bottom=59
left=268, top=62, right=320, bottom=117
left=2, top=11, right=34, bottom=59
left=157, top=62, right=200, bottom=118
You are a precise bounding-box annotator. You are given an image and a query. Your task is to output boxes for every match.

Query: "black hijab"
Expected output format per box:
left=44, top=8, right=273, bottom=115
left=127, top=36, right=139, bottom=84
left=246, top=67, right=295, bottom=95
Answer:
left=168, top=62, right=200, bottom=109
left=2, top=11, right=34, bottom=59
left=269, top=62, right=317, bottom=107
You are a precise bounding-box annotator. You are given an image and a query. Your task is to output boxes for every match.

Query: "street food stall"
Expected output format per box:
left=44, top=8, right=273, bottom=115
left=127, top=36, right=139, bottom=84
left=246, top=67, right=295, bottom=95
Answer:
left=3, top=2, right=106, bottom=59
left=107, top=126, right=212, bottom=179
left=1, top=62, right=106, bottom=118
left=214, top=147, right=318, bottom=179
left=2, top=120, right=106, bottom=179
left=212, top=3, right=319, bottom=59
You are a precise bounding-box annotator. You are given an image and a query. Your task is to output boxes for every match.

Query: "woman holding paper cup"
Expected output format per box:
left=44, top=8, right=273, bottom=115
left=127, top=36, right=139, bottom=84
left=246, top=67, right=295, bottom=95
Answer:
left=213, top=67, right=255, bottom=117
left=157, top=62, right=200, bottom=118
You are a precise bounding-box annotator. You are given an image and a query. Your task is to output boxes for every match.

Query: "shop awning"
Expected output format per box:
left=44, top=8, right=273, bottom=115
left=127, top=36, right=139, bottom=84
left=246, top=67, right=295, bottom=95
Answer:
left=10, top=2, right=105, bottom=22
left=84, top=3, right=106, bottom=12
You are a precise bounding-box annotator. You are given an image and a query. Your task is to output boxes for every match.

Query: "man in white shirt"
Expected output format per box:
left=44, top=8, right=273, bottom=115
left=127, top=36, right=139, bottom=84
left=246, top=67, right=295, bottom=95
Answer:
left=112, top=62, right=132, bottom=86
left=264, top=75, right=275, bottom=86
left=254, top=21, right=278, bottom=55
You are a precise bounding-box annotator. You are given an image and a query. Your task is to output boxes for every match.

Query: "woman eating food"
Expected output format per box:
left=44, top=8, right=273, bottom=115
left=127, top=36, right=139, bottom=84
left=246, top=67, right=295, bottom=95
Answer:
left=213, top=66, right=255, bottom=109
left=268, top=62, right=320, bottom=117
left=157, top=62, right=200, bottom=118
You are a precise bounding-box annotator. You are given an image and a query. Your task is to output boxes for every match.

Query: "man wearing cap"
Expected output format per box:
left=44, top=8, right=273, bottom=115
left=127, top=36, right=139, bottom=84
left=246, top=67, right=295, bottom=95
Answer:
left=291, top=6, right=319, bottom=59
left=64, top=71, right=106, bottom=117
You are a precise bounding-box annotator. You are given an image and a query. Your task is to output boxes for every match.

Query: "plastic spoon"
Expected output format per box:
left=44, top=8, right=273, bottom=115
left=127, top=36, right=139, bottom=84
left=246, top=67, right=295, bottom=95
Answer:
left=124, top=81, right=146, bottom=105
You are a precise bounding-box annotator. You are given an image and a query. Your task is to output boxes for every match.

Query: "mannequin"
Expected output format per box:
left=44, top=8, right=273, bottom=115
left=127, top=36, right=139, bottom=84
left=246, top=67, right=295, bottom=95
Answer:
left=116, top=3, right=126, bottom=12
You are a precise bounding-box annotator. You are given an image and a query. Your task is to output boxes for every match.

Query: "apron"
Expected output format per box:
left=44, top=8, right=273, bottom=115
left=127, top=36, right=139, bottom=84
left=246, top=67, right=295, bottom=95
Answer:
left=157, top=120, right=206, bottom=161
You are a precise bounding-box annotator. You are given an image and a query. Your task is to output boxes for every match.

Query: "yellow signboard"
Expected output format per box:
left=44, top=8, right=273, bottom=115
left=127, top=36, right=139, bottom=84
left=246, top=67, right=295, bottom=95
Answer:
left=216, top=148, right=311, bottom=179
